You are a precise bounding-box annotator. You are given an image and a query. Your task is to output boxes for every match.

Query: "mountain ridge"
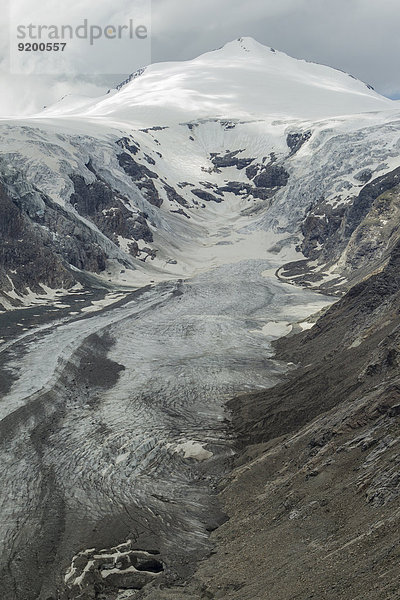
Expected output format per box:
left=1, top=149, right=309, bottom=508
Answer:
left=38, top=37, right=395, bottom=125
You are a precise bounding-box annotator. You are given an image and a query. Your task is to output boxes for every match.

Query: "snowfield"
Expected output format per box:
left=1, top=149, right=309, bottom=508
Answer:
left=39, top=37, right=393, bottom=124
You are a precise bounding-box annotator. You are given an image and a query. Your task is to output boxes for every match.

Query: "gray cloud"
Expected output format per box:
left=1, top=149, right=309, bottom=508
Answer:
left=0, top=0, right=149, bottom=116
left=0, top=0, right=399, bottom=117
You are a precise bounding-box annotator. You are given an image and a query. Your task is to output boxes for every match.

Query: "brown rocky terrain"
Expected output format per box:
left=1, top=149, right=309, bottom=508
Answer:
left=280, top=168, right=400, bottom=295
left=177, top=245, right=400, bottom=600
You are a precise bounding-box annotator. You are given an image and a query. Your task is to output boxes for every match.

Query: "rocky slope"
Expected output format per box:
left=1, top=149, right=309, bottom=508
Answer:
left=180, top=205, right=400, bottom=600
left=280, top=165, right=400, bottom=293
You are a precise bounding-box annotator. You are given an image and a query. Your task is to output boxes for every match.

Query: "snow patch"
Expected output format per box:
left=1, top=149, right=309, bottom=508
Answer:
left=173, top=440, right=213, bottom=461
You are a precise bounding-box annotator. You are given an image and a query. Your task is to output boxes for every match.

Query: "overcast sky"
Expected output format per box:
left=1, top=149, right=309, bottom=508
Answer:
left=1, top=0, right=400, bottom=116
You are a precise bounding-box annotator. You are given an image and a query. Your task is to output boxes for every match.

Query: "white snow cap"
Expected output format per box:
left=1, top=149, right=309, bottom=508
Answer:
left=41, top=36, right=394, bottom=125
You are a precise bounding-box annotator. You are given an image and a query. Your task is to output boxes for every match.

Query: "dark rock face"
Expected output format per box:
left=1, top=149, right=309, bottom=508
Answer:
left=144, top=153, right=156, bottom=166
left=219, top=120, right=237, bottom=130
left=0, top=181, right=105, bottom=306
left=164, top=183, right=190, bottom=207
left=70, top=173, right=153, bottom=244
left=139, top=126, right=168, bottom=133
left=116, top=136, right=140, bottom=155
left=246, top=162, right=289, bottom=189
left=191, top=188, right=223, bottom=203
left=250, top=186, right=277, bottom=200
left=203, top=156, right=289, bottom=204
left=172, top=207, right=191, bottom=218
left=210, top=150, right=254, bottom=171
left=117, top=150, right=163, bottom=208
left=252, top=164, right=289, bottom=188
left=286, top=167, right=400, bottom=293
left=70, top=173, right=114, bottom=217
left=218, top=181, right=249, bottom=195
left=117, top=153, right=158, bottom=182
left=301, top=202, right=346, bottom=259
left=344, top=165, right=400, bottom=238
left=286, top=131, right=312, bottom=155
left=0, top=147, right=162, bottom=306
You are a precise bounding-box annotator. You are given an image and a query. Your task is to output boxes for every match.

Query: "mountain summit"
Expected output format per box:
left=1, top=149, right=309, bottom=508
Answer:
left=41, top=37, right=394, bottom=125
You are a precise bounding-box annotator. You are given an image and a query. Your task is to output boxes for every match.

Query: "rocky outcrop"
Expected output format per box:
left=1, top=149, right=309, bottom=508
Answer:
left=191, top=188, right=223, bottom=203
left=286, top=130, right=312, bottom=155
left=163, top=183, right=190, bottom=208
left=344, top=166, right=400, bottom=239
left=116, top=136, right=140, bottom=155
left=0, top=181, right=98, bottom=308
left=70, top=172, right=154, bottom=244
left=280, top=168, right=400, bottom=294
left=117, top=148, right=163, bottom=208
left=246, top=161, right=289, bottom=187
left=244, top=161, right=290, bottom=203
left=210, top=150, right=254, bottom=171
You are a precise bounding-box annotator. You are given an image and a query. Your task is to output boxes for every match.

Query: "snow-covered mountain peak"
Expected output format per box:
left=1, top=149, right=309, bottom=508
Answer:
left=39, top=38, right=394, bottom=126
left=215, top=36, right=276, bottom=55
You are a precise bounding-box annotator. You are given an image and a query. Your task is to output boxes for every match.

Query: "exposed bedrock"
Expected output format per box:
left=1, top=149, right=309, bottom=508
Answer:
left=286, top=130, right=312, bottom=155
left=280, top=167, right=400, bottom=293
left=0, top=181, right=106, bottom=308
left=70, top=172, right=154, bottom=245
left=209, top=150, right=255, bottom=171
left=117, top=149, right=163, bottom=208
